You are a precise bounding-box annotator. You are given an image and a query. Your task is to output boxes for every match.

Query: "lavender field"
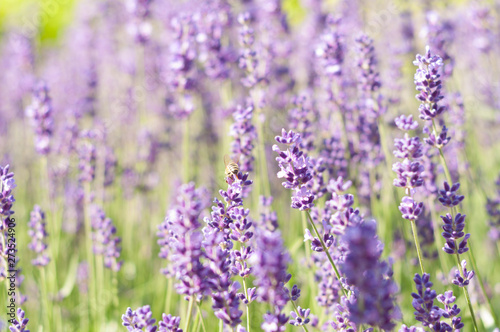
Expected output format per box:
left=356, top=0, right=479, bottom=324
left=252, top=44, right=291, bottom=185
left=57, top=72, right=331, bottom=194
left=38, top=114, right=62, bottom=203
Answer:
left=1, top=0, right=500, bottom=331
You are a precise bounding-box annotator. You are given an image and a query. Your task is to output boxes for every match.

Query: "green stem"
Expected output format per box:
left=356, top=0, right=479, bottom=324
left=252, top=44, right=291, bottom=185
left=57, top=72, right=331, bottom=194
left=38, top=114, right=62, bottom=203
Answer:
left=301, top=212, right=312, bottom=266
left=290, top=300, right=309, bottom=332
left=184, top=295, right=195, bottom=332
left=410, top=219, right=425, bottom=275
left=96, top=255, right=105, bottom=330
left=454, top=252, right=478, bottom=332
left=242, top=278, right=251, bottom=332
left=83, top=182, right=97, bottom=330
left=196, top=303, right=207, bottom=332
left=40, top=267, right=52, bottom=330
left=467, top=242, right=500, bottom=327
left=305, top=210, right=348, bottom=298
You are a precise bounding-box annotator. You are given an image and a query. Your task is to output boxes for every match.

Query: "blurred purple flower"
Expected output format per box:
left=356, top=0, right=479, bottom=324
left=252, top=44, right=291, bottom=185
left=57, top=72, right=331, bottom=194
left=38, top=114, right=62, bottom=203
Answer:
left=251, top=229, right=291, bottom=331
left=27, top=205, right=50, bottom=267
left=91, top=205, right=123, bottom=272
left=340, top=221, right=400, bottom=330
left=25, top=80, right=54, bottom=155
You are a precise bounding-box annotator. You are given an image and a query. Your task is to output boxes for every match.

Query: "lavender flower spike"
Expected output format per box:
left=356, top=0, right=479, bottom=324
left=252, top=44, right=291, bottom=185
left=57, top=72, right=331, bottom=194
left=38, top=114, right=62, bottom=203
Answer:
left=122, top=305, right=157, bottom=332
left=273, top=129, right=315, bottom=210
left=27, top=205, right=50, bottom=267
left=25, top=80, right=54, bottom=155
left=9, top=308, right=30, bottom=332
left=413, top=46, right=446, bottom=121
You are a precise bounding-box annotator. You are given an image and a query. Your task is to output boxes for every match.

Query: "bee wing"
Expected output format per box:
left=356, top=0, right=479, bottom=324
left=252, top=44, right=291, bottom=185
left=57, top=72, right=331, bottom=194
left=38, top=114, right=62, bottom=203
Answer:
left=224, top=154, right=231, bottom=167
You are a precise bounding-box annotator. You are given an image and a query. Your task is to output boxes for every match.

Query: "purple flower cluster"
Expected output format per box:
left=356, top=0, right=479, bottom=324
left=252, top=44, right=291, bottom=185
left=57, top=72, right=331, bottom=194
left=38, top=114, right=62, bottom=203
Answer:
left=90, top=205, right=123, bottom=272
left=25, top=81, right=54, bottom=155
left=27, top=205, right=50, bottom=267
left=229, top=104, right=256, bottom=175
left=203, top=173, right=253, bottom=328
left=168, top=14, right=197, bottom=119
left=126, top=0, right=153, bottom=44
left=0, top=164, right=16, bottom=281
left=392, top=115, right=425, bottom=221
left=486, top=175, right=500, bottom=240
left=157, top=183, right=213, bottom=297
left=0, top=164, right=15, bottom=229
left=273, top=129, right=315, bottom=211
left=413, top=46, right=446, bottom=121
left=340, top=220, right=400, bottom=330
left=9, top=308, right=30, bottom=332
left=411, top=273, right=463, bottom=331
left=122, top=305, right=182, bottom=332
left=251, top=229, right=291, bottom=332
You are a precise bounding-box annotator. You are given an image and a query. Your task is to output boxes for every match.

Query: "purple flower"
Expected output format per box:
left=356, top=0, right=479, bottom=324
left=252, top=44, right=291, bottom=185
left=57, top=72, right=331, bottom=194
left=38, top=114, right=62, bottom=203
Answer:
left=126, top=0, right=153, bottom=43
left=258, top=196, right=278, bottom=231
left=438, top=182, right=464, bottom=207
left=288, top=94, right=317, bottom=152
left=395, top=115, right=419, bottom=131
left=399, top=325, right=425, bottom=332
left=157, top=183, right=213, bottom=298
left=413, top=46, right=446, bottom=121
left=392, top=159, right=425, bottom=192
left=251, top=229, right=292, bottom=330
left=9, top=308, right=29, bottom=332
left=393, top=134, right=424, bottom=160
left=0, top=164, right=16, bottom=229
left=399, top=197, right=424, bottom=221
left=411, top=273, right=463, bottom=331
left=423, top=125, right=450, bottom=148
left=27, top=205, right=50, bottom=267
left=486, top=175, right=500, bottom=240
left=451, top=260, right=474, bottom=288
left=158, top=314, right=182, bottom=332
left=25, top=80, right=54, bottom=155
left=315, top=15, right=344, bottom=78
left=289, top=306, right=311, bottom=326
left=91, top=205, right=123, bottom=272
left=274, top=129, right=315, bottom=210
left=122, top=305, right=157, bottom=332
left=326, top=176, right=352, bottom=195
left=340, top=221, right=400, bottom=330
left=230, top=104, right=257, bottom=176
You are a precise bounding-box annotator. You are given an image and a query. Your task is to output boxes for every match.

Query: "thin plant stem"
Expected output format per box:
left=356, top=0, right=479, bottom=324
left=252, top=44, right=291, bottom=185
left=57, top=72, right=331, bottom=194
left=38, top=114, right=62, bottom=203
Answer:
left=301, top=212, right=312, bottom=266
left=95, top=255, right=105, bottom=330
left=454, top=251, right=479, bottom=332
left=432, top=128, right=495, bottom=327
left=242, top=278, right=251, bottom=332
left=40, top=267, right=51, bottom=330
left=83, top=182, right=97, bottom=330
left=467, top=242, right=499, bottom=327
left=410, top=219, right=425, bottom=275
left=290, top=300, right=310, bottom=332
left=196, top=303, right=207, bottom=332
left=305, top=210, right=348, bottom=298
left=184, top=295, right=195, bottom=332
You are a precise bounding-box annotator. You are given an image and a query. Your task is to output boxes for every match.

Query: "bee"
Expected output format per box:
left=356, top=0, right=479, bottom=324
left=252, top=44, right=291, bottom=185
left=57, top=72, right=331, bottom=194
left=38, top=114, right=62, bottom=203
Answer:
left=224, top=154, right=239, bottom=179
